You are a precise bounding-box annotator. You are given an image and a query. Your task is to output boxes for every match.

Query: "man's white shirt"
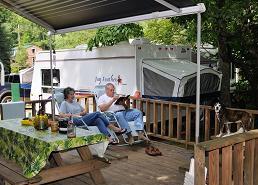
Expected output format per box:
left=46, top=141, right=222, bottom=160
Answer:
left=98, top=94, right=125, bottom=112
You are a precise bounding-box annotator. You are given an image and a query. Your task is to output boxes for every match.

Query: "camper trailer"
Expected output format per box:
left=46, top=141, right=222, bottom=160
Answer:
left=30, top=40, right=222, bottom=102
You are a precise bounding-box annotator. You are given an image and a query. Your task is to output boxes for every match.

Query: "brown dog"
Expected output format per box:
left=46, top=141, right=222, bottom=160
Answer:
left=214, top=102, right=252, bottom=137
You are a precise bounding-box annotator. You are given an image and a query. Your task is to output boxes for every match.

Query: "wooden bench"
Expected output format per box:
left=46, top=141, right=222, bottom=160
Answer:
left=0, top=146, right=108, bottom=185
left=0, top=156, right=42, bottom=185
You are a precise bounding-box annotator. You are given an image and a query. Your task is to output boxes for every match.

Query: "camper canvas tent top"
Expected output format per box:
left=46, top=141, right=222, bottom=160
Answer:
left=0, top=0, right=205, bottom=143
left=142, top=59, right=222, bottom=99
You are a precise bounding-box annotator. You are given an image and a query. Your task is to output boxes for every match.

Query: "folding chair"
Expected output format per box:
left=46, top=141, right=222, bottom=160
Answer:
left=92, top=85, right=149, bottom=144
left=0, top=101, right=25, bottom=120
left=53, top=92, right=119, bottom=143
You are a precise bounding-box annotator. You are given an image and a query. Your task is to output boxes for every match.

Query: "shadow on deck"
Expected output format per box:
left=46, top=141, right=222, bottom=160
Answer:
left=48, top=141, right=193, bottom=185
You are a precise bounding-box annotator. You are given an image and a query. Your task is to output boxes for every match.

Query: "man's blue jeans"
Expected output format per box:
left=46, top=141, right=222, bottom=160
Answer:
left=115, top=109, right=144, bottom=134
left=73, top=112, right=110, bottom=136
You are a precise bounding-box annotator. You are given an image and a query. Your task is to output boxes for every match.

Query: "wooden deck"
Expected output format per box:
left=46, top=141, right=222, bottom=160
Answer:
left=48, top=141, right=193, bottom=185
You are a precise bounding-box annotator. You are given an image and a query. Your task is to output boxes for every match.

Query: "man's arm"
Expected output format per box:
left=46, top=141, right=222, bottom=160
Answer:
left=98, top=96, right=119, bottom=112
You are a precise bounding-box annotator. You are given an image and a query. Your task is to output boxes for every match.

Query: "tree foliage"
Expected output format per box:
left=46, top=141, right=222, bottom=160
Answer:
left=11, top=46, right=28, bottom=73
left=0, top=25, right=12, bottom=72
left=142, top=19, right=189, bottom=45
left=54, top=30, right=96, bottom=49
left=173, top=0, right=258, bottom=108
left=6, top=13, right=48, bottom=49
left=0, top=7, right=12, bottom=72
left=87, top=23, right=144, bottom=51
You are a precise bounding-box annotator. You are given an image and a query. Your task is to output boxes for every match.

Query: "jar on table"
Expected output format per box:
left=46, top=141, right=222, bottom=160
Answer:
left=67, top=116, right=76, bottom=138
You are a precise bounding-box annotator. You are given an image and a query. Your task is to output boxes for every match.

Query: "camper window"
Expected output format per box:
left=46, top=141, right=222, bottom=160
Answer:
left=143, top=68, right=175, bottom=97
left=41, top=69, right=60, bottom=87
left=5, top=74, right=20, bottom=83
left=183, top=73, right=220, bottom=97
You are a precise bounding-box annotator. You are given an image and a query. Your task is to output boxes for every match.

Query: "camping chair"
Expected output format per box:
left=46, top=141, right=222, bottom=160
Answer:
left=0, top=101, right=25, bottom=120
left=53, top=92, right=119, bottom=143
left=92, top=85, right=149, bottom=144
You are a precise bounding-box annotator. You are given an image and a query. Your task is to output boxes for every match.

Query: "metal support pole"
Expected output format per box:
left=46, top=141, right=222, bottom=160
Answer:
left=0, top=60, right=5, bottom=86
left=48, top=32, right=55, bottom=120
left=195, top=13, right=201, bottom=143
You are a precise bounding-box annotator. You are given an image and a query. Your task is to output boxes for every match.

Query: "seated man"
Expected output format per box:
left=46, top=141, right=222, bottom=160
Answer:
left=98, top=83, right=149, bottom=145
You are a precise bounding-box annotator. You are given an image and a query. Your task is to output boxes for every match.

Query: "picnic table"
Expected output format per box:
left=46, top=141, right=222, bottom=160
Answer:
left=0, top=119, right=109, bottom=184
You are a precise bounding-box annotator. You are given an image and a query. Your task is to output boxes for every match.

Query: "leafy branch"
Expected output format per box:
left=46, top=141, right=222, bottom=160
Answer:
left=87, top=23, right=143, bottom=51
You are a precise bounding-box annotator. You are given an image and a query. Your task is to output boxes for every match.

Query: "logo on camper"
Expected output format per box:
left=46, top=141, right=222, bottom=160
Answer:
left=95, top=75, right=122, bottom=85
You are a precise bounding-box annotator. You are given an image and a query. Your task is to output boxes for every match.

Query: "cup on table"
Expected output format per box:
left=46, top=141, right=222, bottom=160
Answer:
left=49, top=121, right=59, bottom=132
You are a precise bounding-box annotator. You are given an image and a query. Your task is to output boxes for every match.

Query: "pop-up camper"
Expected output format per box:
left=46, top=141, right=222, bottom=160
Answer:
left=142, top=58, right=221, bottom=102
left=30, top=40, right=222, bottom=103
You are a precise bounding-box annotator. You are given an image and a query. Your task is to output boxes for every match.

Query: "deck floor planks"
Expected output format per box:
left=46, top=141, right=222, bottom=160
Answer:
left=47, top=141, right=193, bottom=185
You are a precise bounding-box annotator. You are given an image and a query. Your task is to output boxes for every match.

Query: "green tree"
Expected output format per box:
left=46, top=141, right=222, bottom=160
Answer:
left=0, top=25, right=12, bottom=72
left=5, top=12, right=48, bottom=49
left=142, top=19, right=188, bottom=45
left=54, top=30, right=96, bottom=49
left=11, top=46, right=28, bottom=73
left=230, top=1, right=258, bottom=108
left=87, top=23, right=144, bottom=51
left=173, top=0, right=258, bottom=108
left=0, top=7, right=13, bottom=72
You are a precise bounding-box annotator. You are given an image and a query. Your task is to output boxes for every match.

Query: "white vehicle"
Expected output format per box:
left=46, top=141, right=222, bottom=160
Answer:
left=31, top=40, right=222, bottom=102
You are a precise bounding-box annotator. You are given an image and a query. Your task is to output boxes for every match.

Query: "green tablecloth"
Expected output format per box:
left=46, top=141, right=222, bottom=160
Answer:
left=0, top=119, right=108, bottom=178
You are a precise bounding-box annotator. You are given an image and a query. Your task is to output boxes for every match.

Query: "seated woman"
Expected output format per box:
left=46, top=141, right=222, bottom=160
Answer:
left=59, top=87, right=126, bottom=144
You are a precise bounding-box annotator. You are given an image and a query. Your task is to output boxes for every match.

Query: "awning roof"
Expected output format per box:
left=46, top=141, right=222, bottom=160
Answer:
left=0, top=0, right=205, bottom=34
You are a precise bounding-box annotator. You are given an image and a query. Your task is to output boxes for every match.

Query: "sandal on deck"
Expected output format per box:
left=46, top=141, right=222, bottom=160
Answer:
left=145, top=146, right=162, bottom=156
left=115, top=128, right=127, bottom=135
left=109, top=138, right=119, bottom=145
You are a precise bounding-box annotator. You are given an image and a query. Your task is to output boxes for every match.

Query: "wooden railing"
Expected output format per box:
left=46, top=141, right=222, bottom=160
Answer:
left=195, top=130, right=258, bottom=185
left=25, top=96, right=258, bottom=147
left=75, top=94, right=96, bottom=113
left=131, top=98, right=258, bottom=147
left=24, top=94, right=96, bottom=118
left=25, top=99, right=52, bottom=116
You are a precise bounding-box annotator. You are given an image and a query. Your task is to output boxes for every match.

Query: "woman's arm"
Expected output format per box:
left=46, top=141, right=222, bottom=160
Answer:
left=79, top=110, right=88, bottom=116
left=59, top=112, right=84, bottom=118
left=59, top=112, right=72, bottom=118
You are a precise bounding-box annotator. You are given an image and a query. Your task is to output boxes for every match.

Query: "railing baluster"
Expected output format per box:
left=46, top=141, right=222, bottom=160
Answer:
left=132, top=99, right=136, bottom=109
left=139, top=100, right=143, bottom=112
left=186, top=107, right=191, bottom=147
left=153, top=101, right=158, bottom=134
left=93, top=96, right=96, bottom=112
left=169, top=104, right=174, bottom=138
left=194, top=145, right=206, bottom=185
left=209, top=149, right=219, bottom=185
left=254, top=139, right=258, bottom=185
left=222, top=146, right=233, bottom=185
left=161, top=103, right=165, bottom=136
left=214, top=113, right=219, bottom=136
left=177, top=104, right=182, bottom=140
left=32, top=103, right=36, bottom=116
left=244, top=139, right=255, bottom=185
left=205, top=108, right=210, bottom=141
left=233, top=143, right=244, bottom=185
left=146, top=100, right=150, bottom=133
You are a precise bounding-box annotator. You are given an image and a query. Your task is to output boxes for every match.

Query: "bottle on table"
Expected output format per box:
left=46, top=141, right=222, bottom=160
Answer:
left=67, top=115, right=76, bottom=138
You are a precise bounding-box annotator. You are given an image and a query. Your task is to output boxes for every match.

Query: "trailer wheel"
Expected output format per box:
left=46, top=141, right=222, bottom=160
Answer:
left=1, top=95, right=12, bottom=103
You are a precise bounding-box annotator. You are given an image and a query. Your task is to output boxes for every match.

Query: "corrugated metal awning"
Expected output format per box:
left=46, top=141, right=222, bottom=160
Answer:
left=0, top=0, right=205, bottom=33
